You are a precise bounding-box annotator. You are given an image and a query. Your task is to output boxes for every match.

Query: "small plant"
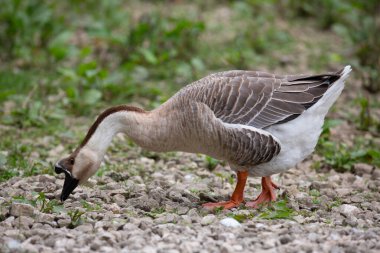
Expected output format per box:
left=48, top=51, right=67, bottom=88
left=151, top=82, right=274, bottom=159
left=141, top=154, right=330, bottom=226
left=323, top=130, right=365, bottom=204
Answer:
left=327, top=198, right=343, bottom=211
left=36, top=192, right=63, bottom=214
left=81, top=200, right=101, bottom=212
left=214, top=206, right=224, bottom=215
left=227, top=212, right=255, bottom=222
left=317, top=138, right=380, bottom=172
left=309, top=189, right=321, bottom=205
left=356, top=97, right=371, bottom=131
left=67, top=209, right=85, bottom=228
left=205, top=156, right=219, bottom=171
left=259, top=199, right=296, bottom=220
left=145, top=207, right=166, bottom=219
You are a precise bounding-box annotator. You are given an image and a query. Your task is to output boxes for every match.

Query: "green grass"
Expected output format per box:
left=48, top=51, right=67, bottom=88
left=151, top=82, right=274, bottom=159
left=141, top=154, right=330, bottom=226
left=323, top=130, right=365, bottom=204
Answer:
left=258, top=199, right=297, bottom=220
left=67, top=209, right=86, bottom=228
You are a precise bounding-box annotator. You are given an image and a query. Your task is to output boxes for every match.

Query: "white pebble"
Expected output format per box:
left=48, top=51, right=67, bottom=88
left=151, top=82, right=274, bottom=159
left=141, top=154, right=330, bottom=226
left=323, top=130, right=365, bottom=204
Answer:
left=7, top=239, right=21, bottom=250
left=220, top=218, right=242, bottom=228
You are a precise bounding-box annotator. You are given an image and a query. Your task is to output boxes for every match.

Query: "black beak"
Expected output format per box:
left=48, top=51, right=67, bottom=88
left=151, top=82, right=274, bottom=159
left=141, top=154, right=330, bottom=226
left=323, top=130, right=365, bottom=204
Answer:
left=60, top=175, right=79, bottom=202
left=55, top=163, right=79, bottom=202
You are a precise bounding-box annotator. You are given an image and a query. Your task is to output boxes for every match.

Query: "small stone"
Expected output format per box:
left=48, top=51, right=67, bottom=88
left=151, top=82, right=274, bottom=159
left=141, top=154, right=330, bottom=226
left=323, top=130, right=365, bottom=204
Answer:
left=184, top=174, right=195, bottom=182
left=112, top=194, right=126, bottom=206
left=372, top=169, right=380, bottom=179
left=167, top=190, right=184, bottom=202
left=155, top=213, right=179, bottom=224
left=177, top=206, right=189, bottom=215
left=220, top=217, right=241, bottom=228
left=6, top=239, right=21, bottom=250
left=307, top=232, right=319, bottom=241
left=10, top=202, right=35, bottom=217
left=350, top=195, right=363, bottom=203
left=255, top=223, right=266, bottom=228
left=127, top=196, right=159, bottom=212
left=57, top=218, right=71, bottom=228
left=75, top=223, right=93, bottom=232
left=293, top=215, right=305, bottom=224
left=187, top=208, right=200, bottom=223
left=201, top=214, right=216, bottom=226
left=180, top=215, right=192, bottom=224
left=35, top=212, right=55, bottom=223
left=279, top=235, right=292, bottom=244
left=339, top=204, right=360, bottom=218
left=335, top=188, right=352, bottom=198
left=107, top=203, right=121, bottom=214
left=12, top=216, right=34, bottom=229
left=354, top=163, right=374, bottom=176
left=344, top=216, right=358, bottom=227
left=38, top=174, right=56, bottom=183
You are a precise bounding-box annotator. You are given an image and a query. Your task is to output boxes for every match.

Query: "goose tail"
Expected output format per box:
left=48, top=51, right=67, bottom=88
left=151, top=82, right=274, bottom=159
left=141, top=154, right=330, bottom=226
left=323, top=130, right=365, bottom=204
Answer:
left=336, top=65, right=352, bottom=82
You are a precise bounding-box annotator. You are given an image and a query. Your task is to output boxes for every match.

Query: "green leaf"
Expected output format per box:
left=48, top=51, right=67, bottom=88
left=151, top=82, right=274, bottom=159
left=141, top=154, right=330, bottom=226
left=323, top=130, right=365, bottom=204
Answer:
left=139, top=48, right=158, bottom=65
left=83, top=89, right=102, bottom=105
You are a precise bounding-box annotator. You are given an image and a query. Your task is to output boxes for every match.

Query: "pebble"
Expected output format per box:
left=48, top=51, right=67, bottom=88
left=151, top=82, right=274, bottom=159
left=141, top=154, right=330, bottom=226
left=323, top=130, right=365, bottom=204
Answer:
left=220, top=218, right=242, bottom=228
left=10, top=202, right=35, bottom=217
left=354, top=163, right=374, bottom=176
left=201, top=214, right=216, bottom=226
left=339, top=204, right=360, bottom=218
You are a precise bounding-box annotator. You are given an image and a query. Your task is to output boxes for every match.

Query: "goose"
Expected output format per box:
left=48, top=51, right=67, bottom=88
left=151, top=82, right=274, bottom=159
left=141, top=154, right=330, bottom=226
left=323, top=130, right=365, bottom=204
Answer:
left=55, top=65, right=351, bottom=209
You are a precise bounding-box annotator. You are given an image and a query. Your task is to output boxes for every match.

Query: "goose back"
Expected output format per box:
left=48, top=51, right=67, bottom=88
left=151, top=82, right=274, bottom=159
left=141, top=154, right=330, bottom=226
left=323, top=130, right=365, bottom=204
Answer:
left=172, top=69, right=343, bottom=129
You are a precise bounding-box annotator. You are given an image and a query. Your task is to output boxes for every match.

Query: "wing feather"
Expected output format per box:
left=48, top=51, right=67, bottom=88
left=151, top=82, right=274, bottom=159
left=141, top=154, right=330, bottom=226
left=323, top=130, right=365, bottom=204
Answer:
left=176, top=69, right=344, bottom=129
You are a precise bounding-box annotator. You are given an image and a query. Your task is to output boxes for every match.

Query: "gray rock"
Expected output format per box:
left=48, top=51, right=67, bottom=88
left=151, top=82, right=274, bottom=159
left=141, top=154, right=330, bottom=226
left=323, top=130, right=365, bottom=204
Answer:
left=57, top=218, right=71, bottom=228
left=354, top=163, right=374, bottom=176
left=279, top=235, right=292, bottom=244
left=10, top=202, right=35, bottom=217
left=335, top=188, right=352, bottom=198
left=12, top=216, right=34, bottom=229
left=155, top=213, right=179, bottom=224
left=180, top=215, right=192, bottom=224
left=167, top=190, right=184, bottom=202
left=344, top=216, right=358, bottom=227
left=177, top=206, right=189, bottom=215
left=35, top=212, right=55, bottom=223
left=112, top=194, right=126, bottom=206
left=339, top=204, right=360, bottom=218
left=187, top=208, right=200, bottom=223
left=200, top=214, right=216, bottom=226
left=75, top=223, right=93, bottom=232
left=372, top=169, right=380, bottom=179
left=127, top=196, right=159, bottom=212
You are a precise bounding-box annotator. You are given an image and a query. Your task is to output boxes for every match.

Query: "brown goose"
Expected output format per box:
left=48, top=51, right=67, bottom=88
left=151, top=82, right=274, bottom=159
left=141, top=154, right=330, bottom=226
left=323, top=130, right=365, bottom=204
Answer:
left=55, top=65, right=351, bottom=209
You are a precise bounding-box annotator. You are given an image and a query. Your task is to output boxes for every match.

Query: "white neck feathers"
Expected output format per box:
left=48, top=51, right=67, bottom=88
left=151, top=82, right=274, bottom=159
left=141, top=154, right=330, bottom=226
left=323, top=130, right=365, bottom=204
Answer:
left=85, top=111, right=128, bottom=156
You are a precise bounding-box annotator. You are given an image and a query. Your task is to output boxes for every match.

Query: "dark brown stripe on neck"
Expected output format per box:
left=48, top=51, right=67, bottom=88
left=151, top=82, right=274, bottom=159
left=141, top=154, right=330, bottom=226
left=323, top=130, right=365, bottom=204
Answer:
left=79, top=105, right=146, bottom=148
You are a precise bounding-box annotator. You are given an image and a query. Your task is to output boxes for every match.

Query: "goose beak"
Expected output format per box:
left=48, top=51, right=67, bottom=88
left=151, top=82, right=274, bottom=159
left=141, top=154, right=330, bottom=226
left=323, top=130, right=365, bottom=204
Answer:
left=55, top=163, right=79, bottom=202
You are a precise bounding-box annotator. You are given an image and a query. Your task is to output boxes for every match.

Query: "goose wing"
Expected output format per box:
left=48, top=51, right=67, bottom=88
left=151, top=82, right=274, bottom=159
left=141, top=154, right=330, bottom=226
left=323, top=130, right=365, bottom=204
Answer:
left=180, top=69, right=342, bottom=129
left=183, top=102, right=281, bottom=167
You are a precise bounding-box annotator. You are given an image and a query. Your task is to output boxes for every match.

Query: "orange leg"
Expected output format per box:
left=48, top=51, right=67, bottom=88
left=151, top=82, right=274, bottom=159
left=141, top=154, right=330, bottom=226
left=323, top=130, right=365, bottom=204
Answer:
left=245, top=176, right=278, bottom=208
left=203, top=170, right=248, bottom=210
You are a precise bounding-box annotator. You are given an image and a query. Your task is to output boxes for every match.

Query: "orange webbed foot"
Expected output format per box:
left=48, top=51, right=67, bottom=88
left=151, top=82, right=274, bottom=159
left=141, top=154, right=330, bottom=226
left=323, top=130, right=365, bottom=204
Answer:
left=202, top=200, right=243, bottom=210
left=246, top=176, right=278, bottom=208
left=203, top=170, right=248, bottom=210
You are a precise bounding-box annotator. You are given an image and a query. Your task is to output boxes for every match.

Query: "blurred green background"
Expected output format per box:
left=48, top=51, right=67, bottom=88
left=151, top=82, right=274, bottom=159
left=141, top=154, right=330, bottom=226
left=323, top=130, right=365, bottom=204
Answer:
left=0, top=0, right=379, bottom=181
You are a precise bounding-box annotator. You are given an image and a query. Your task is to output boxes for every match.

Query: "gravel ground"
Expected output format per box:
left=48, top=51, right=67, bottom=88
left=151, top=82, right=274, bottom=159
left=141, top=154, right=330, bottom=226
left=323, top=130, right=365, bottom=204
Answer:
left=1, top=149, right=379, bottom=253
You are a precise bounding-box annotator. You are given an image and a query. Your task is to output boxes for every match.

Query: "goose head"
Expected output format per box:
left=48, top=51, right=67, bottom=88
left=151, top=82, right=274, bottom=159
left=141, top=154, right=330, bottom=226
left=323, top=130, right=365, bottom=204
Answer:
left=55, top=146, right=101, bottom=201
left=54, top=105, right=147, bottom=201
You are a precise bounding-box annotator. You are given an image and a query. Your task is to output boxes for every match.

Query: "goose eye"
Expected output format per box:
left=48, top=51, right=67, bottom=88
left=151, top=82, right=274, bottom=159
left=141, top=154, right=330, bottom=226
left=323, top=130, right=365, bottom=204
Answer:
left=69, top=158, right=75, bottom=165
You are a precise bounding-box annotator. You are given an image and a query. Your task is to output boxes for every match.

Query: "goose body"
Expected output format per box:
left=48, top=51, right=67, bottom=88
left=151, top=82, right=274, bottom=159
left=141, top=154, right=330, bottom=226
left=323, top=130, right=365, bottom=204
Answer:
left=55, top=66, right=351, bottom=207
